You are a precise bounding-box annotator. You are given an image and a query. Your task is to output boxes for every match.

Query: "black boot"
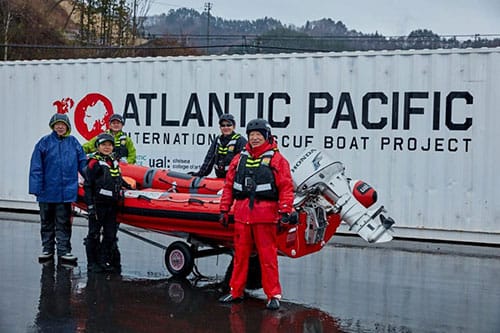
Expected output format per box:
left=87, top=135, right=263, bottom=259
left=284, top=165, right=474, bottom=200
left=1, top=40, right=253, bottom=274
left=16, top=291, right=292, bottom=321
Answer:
left=99, top=245, right=115, bottom=273
left=84, top=237, right=102, bottom=273
left=110, top=239, right=121, bottom=273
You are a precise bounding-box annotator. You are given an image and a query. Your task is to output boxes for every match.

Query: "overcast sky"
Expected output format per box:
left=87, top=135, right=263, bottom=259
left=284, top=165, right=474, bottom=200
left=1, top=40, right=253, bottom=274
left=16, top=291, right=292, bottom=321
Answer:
left=148, top=0, right=500, bottom=37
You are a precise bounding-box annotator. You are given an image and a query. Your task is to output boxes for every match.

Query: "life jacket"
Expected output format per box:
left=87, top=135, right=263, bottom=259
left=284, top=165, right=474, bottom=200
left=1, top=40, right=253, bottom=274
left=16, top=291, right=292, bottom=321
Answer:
left=232, top=149, right=278, bottom=207
left=87, top=153, right=123, bottom=202
left=214, top=133, right=241, bottom=178
left=108, top=130, right=129, bottom=161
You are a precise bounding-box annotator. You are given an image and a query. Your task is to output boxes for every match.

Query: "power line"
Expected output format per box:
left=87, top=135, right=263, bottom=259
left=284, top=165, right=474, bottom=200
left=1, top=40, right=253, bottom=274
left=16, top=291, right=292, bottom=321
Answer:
left=2, top=40, right=499, bottom=53
left=0, top=42, right=329, bottom=53
left=145, top=33, right=500, bottom=41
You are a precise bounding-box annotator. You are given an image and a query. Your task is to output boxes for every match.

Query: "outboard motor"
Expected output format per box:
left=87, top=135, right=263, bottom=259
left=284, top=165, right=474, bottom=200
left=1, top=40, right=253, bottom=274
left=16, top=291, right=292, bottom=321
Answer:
left=290, top=147, right=394, bottom=243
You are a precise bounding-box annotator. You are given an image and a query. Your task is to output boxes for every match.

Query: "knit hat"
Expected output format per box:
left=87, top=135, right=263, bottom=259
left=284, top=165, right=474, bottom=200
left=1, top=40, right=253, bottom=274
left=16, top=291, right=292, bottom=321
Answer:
left=49, top=113, right=71, bottom=135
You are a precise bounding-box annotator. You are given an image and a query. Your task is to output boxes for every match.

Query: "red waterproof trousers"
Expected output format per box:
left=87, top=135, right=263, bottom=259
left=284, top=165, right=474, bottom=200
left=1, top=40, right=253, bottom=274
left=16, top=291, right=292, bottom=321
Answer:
left=230, top=221, right=281, bottom=300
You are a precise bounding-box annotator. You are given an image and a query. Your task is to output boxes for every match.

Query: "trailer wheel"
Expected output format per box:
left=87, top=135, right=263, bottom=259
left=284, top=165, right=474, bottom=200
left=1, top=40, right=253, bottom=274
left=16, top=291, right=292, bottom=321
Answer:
left=165, top=241, right=194, bottom=278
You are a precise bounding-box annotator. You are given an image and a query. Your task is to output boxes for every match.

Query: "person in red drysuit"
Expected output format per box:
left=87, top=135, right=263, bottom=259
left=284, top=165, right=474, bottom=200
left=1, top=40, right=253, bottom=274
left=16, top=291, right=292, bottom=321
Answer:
left=218, top=118, right=295, bottom=310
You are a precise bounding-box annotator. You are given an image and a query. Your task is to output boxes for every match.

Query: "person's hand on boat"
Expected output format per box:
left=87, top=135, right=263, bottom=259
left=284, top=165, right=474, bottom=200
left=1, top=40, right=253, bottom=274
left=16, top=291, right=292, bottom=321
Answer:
left=219, top=211, right=229, bottom=228
left=279, top=212, right=298, bottom=226
left=187, top=171, right=199, bottom=177
left=122, top=180, right=133, bottom=190
left=279, top=213, right=291, bottom=225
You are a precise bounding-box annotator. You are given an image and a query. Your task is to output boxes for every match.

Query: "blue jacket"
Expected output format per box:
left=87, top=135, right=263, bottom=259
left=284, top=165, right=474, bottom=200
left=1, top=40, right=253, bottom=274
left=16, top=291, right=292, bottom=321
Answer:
left=29, top=131, right=87, bottom=203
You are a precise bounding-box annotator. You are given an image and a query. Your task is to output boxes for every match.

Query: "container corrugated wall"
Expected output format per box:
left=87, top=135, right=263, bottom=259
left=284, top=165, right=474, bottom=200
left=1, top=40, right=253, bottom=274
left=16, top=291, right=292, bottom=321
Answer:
left=1, top=48, right=499, bottom=243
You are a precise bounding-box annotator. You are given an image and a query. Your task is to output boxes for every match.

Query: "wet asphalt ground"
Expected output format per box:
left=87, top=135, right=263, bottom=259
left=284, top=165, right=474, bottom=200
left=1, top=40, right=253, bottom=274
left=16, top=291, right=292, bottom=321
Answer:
left=0, top=211, right=499, bottom=333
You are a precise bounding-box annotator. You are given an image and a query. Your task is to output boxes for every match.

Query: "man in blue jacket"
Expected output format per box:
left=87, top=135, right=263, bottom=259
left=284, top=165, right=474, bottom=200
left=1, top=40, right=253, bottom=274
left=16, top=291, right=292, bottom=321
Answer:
left=29, top=113, right=87, bottom=264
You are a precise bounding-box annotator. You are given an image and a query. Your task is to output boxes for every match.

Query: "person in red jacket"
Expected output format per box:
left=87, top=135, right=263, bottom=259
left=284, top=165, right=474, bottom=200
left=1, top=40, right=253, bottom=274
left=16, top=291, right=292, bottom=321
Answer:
left=218, top=118, right=295, bottom=310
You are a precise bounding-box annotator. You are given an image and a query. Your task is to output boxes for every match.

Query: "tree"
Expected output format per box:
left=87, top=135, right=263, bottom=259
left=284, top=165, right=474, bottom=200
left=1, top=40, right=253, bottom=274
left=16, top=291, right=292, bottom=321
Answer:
left=62, top=0, right=151, bottom=46
left=407, top=29, right=441, bottom=49
left=0, top=0, right=69, bottom=60
left=0, top=0, right=13, bottom=60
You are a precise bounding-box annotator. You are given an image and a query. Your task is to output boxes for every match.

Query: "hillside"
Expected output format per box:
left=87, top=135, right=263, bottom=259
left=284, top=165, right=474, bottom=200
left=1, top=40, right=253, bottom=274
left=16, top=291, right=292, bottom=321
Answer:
left=142, top=7, right=362, bottom=52
left=141, top=8, right=500, bottom=54
left=1, top=1, right=499, bottom=60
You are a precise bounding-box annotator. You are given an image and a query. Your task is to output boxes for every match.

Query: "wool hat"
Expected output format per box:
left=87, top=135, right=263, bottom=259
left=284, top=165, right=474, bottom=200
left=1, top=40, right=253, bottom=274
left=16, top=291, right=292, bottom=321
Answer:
left=49, top=113, right=71, bottom=135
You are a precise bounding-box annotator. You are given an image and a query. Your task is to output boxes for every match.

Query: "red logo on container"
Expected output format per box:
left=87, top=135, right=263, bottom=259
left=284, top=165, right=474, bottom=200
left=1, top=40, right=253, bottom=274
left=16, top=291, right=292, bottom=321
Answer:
left=52, top=97, right=74, bottom=115
left=54, top=93, right=115, bottom=140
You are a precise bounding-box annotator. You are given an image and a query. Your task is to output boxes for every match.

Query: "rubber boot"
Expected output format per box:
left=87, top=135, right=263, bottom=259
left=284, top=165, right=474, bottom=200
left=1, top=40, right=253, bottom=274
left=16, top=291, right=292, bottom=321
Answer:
left=110, top=239, right=121, bottom=273
left=99, top=245, right=114, bottom=273
left=84, top=237, right=102, bottom=273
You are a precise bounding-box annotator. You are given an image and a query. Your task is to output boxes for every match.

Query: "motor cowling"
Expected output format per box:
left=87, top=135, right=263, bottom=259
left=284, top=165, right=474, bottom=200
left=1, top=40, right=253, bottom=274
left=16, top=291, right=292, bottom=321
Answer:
left=290, top=147, right=394, bottom=243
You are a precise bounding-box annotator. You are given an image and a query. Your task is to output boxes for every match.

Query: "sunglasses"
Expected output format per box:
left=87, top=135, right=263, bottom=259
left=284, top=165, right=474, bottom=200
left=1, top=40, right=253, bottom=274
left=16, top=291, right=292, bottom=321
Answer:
left=220, top=123, right=233, bottom=127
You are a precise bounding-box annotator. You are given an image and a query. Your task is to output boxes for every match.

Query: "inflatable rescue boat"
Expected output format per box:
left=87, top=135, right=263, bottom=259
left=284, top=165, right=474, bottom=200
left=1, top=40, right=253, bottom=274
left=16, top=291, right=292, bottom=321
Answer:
left=75, top=147, right=395, bottom=277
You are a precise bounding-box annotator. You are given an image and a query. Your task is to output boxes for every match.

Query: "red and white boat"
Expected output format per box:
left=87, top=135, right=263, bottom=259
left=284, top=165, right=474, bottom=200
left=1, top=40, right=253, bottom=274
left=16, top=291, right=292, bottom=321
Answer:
left=75, top=147, right=395, bottom=278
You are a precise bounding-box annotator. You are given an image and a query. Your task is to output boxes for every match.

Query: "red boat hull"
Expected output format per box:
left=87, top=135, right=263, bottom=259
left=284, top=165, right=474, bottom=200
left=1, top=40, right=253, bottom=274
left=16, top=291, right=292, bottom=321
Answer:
left=75, top=186, right=341, bottom=258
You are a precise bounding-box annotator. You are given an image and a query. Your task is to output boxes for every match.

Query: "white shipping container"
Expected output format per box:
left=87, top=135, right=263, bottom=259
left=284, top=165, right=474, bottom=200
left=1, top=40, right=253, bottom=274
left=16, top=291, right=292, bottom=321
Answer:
left=1, top=48, right=498, bottom=243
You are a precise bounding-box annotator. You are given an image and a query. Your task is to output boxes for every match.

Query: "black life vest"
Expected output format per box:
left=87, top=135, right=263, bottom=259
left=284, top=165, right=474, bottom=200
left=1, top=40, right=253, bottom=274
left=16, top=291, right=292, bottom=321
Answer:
left=214, top=133, right=241, bottom=178
left=87, top=154, right=123, bottom=202
left=232, top=149, right=278, bottom=203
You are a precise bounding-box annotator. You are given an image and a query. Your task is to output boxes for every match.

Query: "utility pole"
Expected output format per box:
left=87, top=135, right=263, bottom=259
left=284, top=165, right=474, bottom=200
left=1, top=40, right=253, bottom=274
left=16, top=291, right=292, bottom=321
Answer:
left=132, top=0, right=138, bottom=46
left=204, top=2, right=212, bottom=54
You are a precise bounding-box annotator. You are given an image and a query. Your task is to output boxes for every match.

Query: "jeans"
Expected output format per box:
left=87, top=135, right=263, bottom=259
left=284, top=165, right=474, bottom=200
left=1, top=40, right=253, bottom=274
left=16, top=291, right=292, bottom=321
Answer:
left=39, top=202, right=73, bottom=256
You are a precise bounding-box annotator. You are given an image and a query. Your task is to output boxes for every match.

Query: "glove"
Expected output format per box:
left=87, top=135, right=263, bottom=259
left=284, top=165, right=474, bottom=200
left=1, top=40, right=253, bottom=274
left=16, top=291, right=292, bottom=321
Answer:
left=87, top=205, right=96, bottom=220
left=219, top=212, right=229, bottom=228
left=280, top=213, right=290, bottom=224
left=279, top=212, right=299, bottom=225
left=277, top=213, right=289, bottom=233
left=289, top=211, right=299, bottom=225
left=122, top=181, right=133, bottom=190
left=187, top=171, right=199, bottom=177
